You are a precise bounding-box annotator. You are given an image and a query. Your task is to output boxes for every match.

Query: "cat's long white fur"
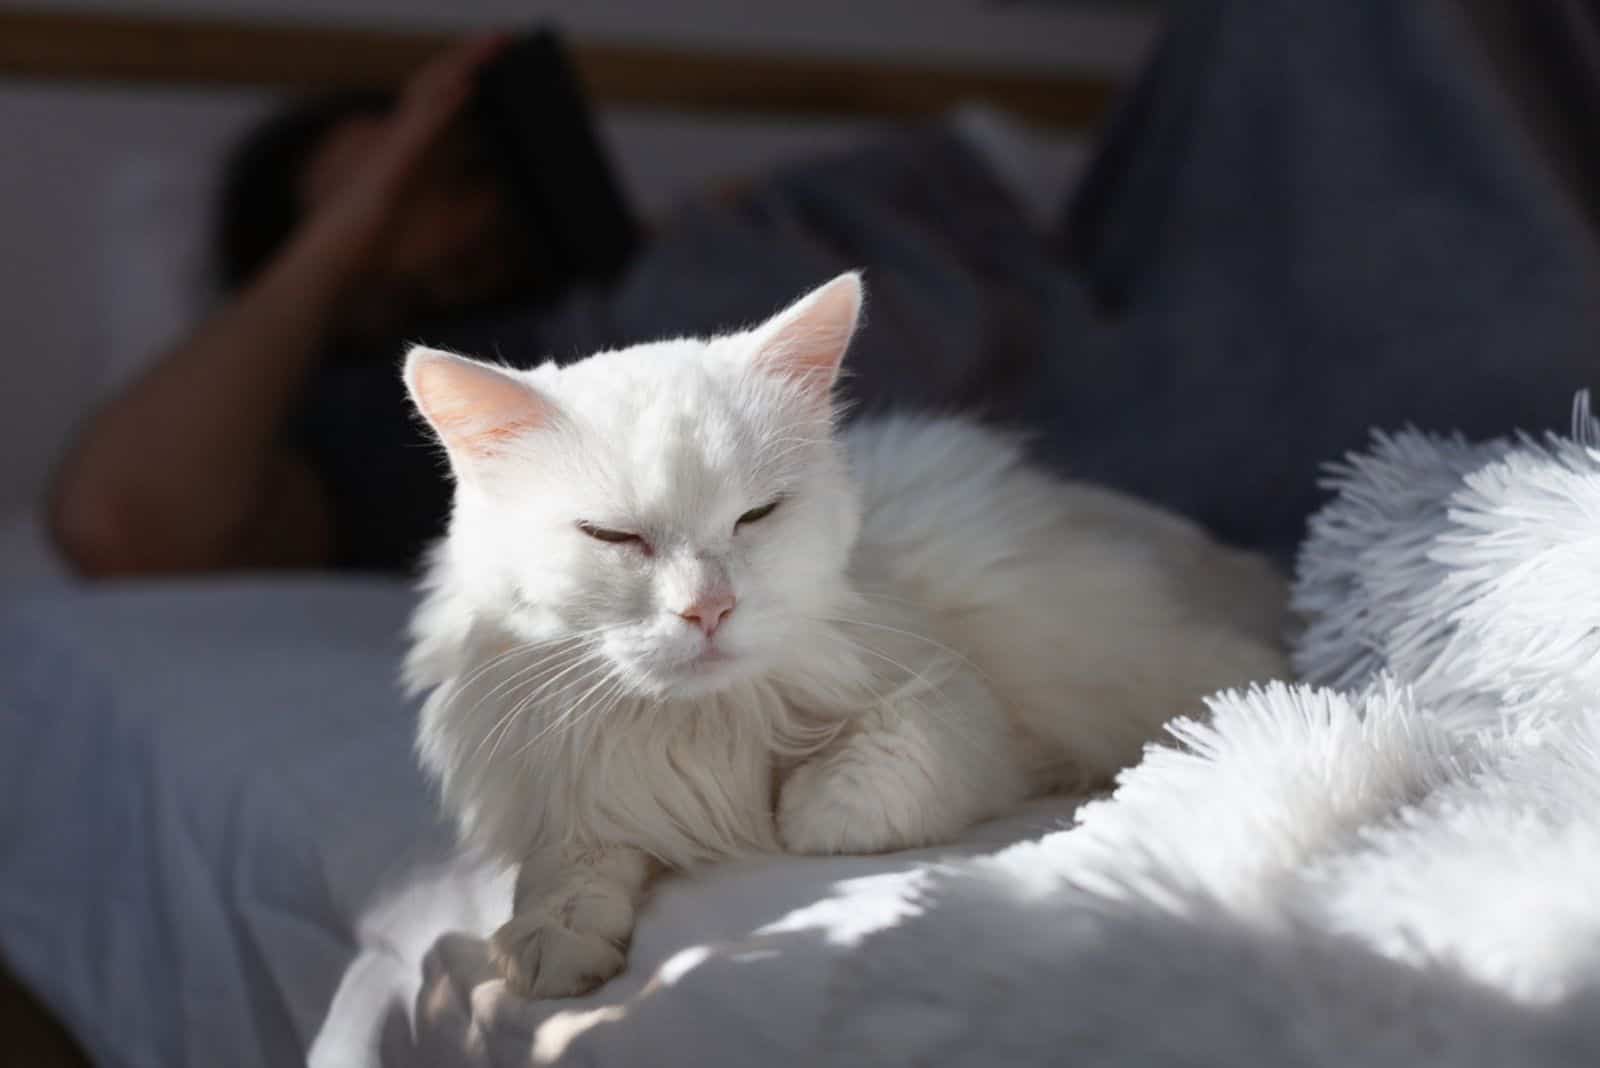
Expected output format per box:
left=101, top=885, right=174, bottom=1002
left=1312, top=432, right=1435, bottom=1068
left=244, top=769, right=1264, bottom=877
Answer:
left=402, top=273, right=1288, bottom=997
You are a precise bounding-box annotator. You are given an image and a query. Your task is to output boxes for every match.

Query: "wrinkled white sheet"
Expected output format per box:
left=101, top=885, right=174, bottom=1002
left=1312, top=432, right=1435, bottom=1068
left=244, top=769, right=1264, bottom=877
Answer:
left=318, top=800, right=1079, bottom=1067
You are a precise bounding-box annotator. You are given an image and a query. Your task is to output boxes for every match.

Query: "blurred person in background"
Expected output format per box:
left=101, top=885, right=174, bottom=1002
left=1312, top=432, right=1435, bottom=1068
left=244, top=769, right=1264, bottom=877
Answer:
left=51, top=1, right=1600, bottom=582
left=50, top=30, right=1064, bottom=577
left=50, top=36, right=525, bottom=576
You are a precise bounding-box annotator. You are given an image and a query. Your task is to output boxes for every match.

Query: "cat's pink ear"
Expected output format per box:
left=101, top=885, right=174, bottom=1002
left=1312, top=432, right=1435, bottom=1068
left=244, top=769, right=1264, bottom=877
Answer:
left=749, top=272, right=863, bottom=399
left=403, top=347, right=555, bottom=461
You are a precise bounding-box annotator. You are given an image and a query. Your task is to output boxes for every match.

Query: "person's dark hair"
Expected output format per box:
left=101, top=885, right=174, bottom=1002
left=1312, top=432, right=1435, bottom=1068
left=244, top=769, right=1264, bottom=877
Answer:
left=214, top=90, right=395, bottom=290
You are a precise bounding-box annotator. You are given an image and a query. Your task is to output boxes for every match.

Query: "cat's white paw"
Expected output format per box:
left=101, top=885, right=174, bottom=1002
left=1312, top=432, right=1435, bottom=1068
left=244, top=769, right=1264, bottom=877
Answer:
left=489, top=913, right=625, bottom=999
left=490, top=872, right=638, bottom=998
left=777, top=756, right=934, bottom=855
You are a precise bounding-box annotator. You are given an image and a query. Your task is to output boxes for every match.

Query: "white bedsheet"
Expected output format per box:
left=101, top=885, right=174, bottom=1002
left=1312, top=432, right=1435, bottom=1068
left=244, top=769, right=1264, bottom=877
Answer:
left=0, top=580, right=1080, bottom=1067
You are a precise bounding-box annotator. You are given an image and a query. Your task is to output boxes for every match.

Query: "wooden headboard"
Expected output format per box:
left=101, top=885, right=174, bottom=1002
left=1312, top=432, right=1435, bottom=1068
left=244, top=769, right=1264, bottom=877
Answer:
left=0, top=7, right=1119, bottom=130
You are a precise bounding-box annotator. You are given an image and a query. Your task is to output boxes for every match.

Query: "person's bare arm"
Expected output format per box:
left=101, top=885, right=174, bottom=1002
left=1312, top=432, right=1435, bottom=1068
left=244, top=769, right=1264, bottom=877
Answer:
left=51, top=226, right=362, bottom=575
left=50, top=35, right=502, bottom=577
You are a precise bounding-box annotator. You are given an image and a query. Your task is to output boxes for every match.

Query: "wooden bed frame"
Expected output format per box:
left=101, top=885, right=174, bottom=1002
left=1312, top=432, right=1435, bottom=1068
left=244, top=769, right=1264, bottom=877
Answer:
left=0, top=8, right=1119, bottom=129
left=0, top=9, right=1126, bottom=1065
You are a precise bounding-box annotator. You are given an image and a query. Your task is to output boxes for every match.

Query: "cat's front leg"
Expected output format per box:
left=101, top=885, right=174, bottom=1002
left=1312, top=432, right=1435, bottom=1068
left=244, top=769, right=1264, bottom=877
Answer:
left=490, top=844, right=655, bottom=998
left=777, top=668, right=1029, bottom=855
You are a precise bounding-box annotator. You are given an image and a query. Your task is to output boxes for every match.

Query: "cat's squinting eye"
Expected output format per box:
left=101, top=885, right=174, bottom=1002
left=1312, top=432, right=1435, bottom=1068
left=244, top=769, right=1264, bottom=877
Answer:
left=578, top=522, right=644, bottom=546
left=736, top=500, right=782, bottom=529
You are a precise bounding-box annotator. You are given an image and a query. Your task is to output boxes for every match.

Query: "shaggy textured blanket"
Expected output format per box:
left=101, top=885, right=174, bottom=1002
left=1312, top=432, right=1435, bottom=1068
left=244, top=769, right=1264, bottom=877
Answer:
left=812, top=395, right=1600, bottom=1067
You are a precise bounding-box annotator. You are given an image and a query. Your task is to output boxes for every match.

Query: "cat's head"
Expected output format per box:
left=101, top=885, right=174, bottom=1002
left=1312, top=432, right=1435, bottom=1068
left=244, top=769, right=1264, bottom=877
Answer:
left=404, top=273, right=864, bottom=699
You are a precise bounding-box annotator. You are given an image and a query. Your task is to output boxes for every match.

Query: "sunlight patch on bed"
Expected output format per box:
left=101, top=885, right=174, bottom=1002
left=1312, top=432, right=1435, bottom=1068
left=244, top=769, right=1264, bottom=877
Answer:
left=533, top=1004, right=631, bottom=1064
left=757, top=869, right=929, bottom=947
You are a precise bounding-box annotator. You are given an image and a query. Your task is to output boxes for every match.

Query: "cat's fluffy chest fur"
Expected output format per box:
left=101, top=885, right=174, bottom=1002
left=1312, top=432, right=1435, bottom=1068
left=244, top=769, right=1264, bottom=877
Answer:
left=402, top=274, right=1288, bottom=997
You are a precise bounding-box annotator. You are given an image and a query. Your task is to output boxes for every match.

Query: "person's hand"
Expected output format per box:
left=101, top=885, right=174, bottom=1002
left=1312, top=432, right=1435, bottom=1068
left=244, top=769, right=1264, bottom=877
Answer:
left=298, top=32, right=509, bottom=271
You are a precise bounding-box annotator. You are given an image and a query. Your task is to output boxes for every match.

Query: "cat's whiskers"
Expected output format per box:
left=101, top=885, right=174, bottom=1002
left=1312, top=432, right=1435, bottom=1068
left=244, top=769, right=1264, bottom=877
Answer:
left=510, top=661, right=627, bottom=761
left=461, top=624, right=626, bottom=763
left=570, top=669, right=634, bottom=738
left=471, top=648, right=601, bottom=765
left=553, top=674, right=634, bottom=775
left=568, top=675, right=634, bottom=772
left=459, top=638, right=584, bottom=721
left=488, top=634, right=610, bottom=709
left=481, top=650, right=616, bottom=766
left=815, top=629, right=1022, bottom=771
left=443, top=639, right=551, bottom=700
left=817, top=614, right=992, bottom=681
left=452, top=647, right=579, bottom=764
left=445, top=624, right=619, bottom=720
left=817, top=628, right=947, bottom=698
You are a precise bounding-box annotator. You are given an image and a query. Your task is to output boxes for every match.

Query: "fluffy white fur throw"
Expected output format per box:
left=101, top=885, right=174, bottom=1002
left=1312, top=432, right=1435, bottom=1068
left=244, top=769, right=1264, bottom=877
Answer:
left=821, top=395, right=1600, bottom=1067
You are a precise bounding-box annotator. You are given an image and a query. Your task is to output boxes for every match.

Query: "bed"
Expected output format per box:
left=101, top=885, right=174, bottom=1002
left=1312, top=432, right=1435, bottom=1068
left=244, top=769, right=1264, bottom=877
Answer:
left=11, top=3, right=1600, bottom=1065
left=0, top=9, right=1122, bottom=1066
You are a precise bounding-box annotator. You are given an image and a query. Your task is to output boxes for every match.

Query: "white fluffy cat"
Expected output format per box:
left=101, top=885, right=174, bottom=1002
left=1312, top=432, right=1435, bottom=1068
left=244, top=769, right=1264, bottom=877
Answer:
left=402, top=273, right=1288, bottom=998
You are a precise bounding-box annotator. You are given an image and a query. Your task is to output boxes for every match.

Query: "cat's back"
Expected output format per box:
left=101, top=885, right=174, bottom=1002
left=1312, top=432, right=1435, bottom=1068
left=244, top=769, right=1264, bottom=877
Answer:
left=845, top=415, right=1288, bottom=778
left=845, top=415, right=1282, bottom=631
left=847, top=416, right=1226, bottom=578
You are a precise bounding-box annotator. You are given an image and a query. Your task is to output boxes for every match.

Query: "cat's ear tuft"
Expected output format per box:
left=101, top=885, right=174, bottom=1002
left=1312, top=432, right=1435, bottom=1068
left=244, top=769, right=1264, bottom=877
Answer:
left=403, top=347, right=555, bottom=461
left=750, top=272, right=863, bottom=399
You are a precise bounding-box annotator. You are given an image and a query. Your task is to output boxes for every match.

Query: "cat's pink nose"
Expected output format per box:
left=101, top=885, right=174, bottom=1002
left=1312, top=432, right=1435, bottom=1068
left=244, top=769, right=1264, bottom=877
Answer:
left=679, top=592, right=736, bottom=637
